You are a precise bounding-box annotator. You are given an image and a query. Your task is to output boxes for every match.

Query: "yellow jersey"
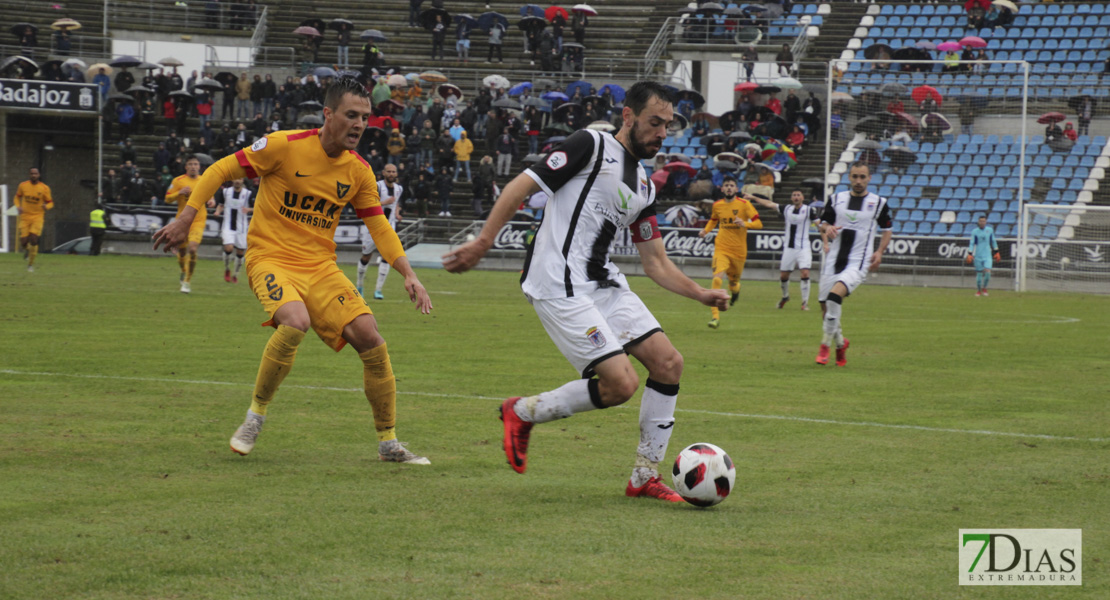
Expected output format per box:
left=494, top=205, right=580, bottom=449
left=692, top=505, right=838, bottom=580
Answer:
left=15, top=180, right=53, bottom=216
left=165, top=174, right=202, bottom=217
left=188, top=129, right=385, bottom=265
left=704, top=197, right=762, bottom=256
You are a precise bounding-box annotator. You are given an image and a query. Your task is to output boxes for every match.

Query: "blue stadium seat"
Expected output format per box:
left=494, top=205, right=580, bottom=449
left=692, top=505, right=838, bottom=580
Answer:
left=917, top=222, right=932, bottom=235
left=910, top=209, right=925, bottom=221
left=903, top=222, right=918, bottom=234
left=996, top=224, right=1012, bottom=236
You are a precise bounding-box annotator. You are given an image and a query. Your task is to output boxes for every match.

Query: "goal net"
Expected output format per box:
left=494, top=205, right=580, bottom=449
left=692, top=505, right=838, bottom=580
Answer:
left=1019, top=204, right=1110, bottom=294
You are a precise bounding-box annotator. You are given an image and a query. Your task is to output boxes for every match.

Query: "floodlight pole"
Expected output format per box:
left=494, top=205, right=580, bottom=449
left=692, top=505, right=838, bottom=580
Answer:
left=97, top=92, right=103, bottom=202
left=824, top=60, right=833, bottom=203
left=103, top=0, right=109, bottom=37
left=1, top=185, right=8, bottom=253
left=1016, top=61, right=1030, bottom=292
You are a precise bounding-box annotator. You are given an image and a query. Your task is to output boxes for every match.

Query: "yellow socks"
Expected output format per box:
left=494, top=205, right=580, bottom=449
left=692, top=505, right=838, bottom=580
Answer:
left=711, top=276, right=723, bottom=319
left=177, top=253, right=186, bottom=273
left=27, top=244, right=38, bottom=266
left=249, top=325, right=305, bottom=416
left=359, top=343, right=397, bottom=442
left=185, top=253, right=197, bottom=283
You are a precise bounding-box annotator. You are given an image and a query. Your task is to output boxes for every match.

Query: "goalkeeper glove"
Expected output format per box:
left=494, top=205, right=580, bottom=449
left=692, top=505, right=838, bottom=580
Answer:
left=965, top=253, right=974, bottom=264
left=993, top=252, right=1001, bottom=261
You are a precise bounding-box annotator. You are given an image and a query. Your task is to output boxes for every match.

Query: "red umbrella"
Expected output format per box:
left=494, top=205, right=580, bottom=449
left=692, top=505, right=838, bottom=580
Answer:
left=911, top=85, right=942, bottom=107
left=959, top=36, right=987, bottom=48
left=649, top=169, right=669, bottom=188
left=963, top=0, right=990, bottom=11
left=734, top=82, right=758, bottom=94
left=664, top=161, right=697, bottom=177
left=1037, top=112, right=1066, bottom=125
left=293, top=25, right=321, bottom=37
left=545, top=6, right=569, bottom=21
left=369, top=115, right=399, bottom=129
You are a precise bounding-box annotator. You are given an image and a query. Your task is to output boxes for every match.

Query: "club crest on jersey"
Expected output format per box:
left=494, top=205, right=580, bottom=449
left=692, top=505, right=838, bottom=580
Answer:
left=639, top=221, right=653, bottom=240
left=586, top=326, right=607, bottom=348
left=336, top=181, right=351, bottom=199
left=546, top=151, right=567, bottom=170
left=640, top=178, right=649, bottom=196
left=866, top=201, right=876, bottom=210
left=250, top=137, right=267, bottom=152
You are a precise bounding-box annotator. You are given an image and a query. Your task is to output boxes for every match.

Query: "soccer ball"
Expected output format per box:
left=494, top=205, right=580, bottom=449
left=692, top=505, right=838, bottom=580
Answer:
left=671, top=443, right=736, bottom=508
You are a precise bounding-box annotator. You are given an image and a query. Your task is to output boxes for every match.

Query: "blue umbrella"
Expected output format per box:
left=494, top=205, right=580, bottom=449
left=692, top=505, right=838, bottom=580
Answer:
left=454, top=13, right=479, bottom=27
left=509, top=81, right=533, bottom=96
left=477, top=11, right=509, bottom=32
left=599, top=84, right=625, bottom=103
left=313, top=66, right=338, bottom=79
left=542, top=91, right=569, bottom=102
left=520, top=4, right=543, bottom=17
left=565, top=80, right=592, bottom=97
left=404, top=72, right=421, bottom=82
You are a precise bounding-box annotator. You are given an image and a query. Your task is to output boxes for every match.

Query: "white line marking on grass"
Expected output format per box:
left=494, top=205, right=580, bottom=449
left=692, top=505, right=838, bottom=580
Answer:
left=677, top=409, right=1108, bottom=443
left=2, top=369, right=1104, bottom=443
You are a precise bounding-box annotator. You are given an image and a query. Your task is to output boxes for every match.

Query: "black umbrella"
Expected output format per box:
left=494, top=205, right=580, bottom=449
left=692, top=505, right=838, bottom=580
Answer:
left=194, top=78, right=222, bottom=93
left=137, top=61, right=161, bottom=71
left=109, top=55, right=143, bottom=69
left=10, top=23, right=37, bottom=37
left=553, top=102, right=583, bottom=121
left=360, top=29, right=387, bottom=42
left=214, top=72, right=238, bottom=86
left=753, top=85, right=782, bottom=95
left=677, top=89, right=705, bottom=109
left=727, top=131, right=752, bottom=141
left=863, top=43, right=894, bottom=60
left=518, top=16, right=547, bottom=32
left=523, top=97, right=549, bottom=108
left=699, top=2, right=725, bottom=13
left=477, top=11, right=509, bottom=32
left=796, top=112, right=821, bottom=135
left=299, top=100, right=324, bottom=111
left=107, top=92, right=134, bottom=103
left=892, top=47, right=930, bottom=62
left=668, top=113, right=689, bottom=134
left=855, top=116, right=884, bottom=135
left=802, top=177, right=826, bottom=188
left=1067, top=95, right=1097, bottom=113
left=544, top=123, right=574, bottom=135
left=421, top=7, right=451, bottom=30
left=855, top=140, right=882, bottom=150
left=329, top=18, right=354, bottom=31
left=0, top=55, right=37, bottom=75
left=194, top=153, right=215, bottom=167
left=169, top=90, right=195, bottom=101
left=561, top=41, right=584, bottom=50
left=124, top=84, right=155, bottom=95
left=749, top=106, right=775, bottom=122
left=753, top=115, right=788, bottom=139
left=718, top=110, right=744, bottom=131
left=879, top=82, right=908, bottom=96
left=300, top=17, right=327, bottom=32
left=884, top=146, right=917, bottom=161
left=300, top=114, right=324, bottom=126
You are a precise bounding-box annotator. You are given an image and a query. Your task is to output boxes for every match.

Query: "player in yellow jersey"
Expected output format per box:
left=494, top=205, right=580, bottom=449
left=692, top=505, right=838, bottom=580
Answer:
left=698, top=176, right=762, bottom=328
left=164, top=156, right=216, bottom=293
left=152, top=77, right=434, bottom=464
left=14, top=167, right=53, bottom=272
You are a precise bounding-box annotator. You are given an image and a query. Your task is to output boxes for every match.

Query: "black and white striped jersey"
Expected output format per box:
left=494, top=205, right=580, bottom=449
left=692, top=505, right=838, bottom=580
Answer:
left=779, top=203, right=819, bottom=250
left=521, top=129, right=660, bottom=299
left=377, top=180, right=403, bottom=227
left=820, top=191, right=893, bottom=274
left=220, top=186, right=253, bottom=233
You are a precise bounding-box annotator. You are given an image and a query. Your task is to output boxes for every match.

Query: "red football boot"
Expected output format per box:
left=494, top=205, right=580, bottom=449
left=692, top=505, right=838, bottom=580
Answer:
left=835, top=338, right=850, bottom=367
left=625, top=476, right=684, bottom=503
left=499, top=397, right=533, bottom=474
left=815, top=344, right=830, bottom=365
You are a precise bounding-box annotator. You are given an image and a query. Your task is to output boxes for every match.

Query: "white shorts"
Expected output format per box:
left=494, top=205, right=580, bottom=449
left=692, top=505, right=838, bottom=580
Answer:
left=780, top=247, right=813, bottom=272
left=221, top=229, right=247, bottom=250
left=530, top=286, right=663, bottom=378
left=818, top=267, right=867, bottom=302
left=360, top=228, right=378, bottom=256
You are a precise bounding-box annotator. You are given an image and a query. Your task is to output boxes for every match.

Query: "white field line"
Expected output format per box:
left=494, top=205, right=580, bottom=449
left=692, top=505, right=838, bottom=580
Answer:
left=1, top=369, right=1104, bottom=443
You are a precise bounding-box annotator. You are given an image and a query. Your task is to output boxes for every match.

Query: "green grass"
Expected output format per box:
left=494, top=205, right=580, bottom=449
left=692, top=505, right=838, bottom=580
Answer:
left=1, top=253, right=1107, bottom=599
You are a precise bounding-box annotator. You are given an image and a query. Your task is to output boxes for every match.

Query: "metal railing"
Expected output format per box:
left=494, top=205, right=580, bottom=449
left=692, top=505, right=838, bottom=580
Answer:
left=205, top=45, right=295, bottom=69
left=250, top=6, right=269, bottom=52
left=397, top=219, right=426, bottom=249
left=107, top=1, right=265, bottom=32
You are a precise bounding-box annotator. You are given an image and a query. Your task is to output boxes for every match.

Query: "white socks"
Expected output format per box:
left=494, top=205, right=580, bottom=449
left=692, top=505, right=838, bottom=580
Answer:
left=800, top=277, right=810, bottom=304
left=823, top=296, right=843, bottom=346
left=356, top=259, right=369, bottom=289
left=376, top=261, right=391, bottom=293
left=780, top=279, right=789, bottom=298
left=223, top=251, right=232, bottom=270
left=513, top=379, right=598, bottom=424
left=233, top=255, right=244, bottom=277
left=631, top=379, right=678, bottom=487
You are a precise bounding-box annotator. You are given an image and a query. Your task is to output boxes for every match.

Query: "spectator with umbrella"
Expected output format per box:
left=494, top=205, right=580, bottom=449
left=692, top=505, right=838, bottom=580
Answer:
left=486, top=18, right=506, bottom=63
left=331, top=19, right=353, bottom=69
left=549, top=7, right=567, bottom=53
left=17, top=24, right=37, bottom=57
left=430, top=14, right=447, bottom=60
left=571, top=5, right=592, bottom=44
left=456, top=14, right=476, bottom=62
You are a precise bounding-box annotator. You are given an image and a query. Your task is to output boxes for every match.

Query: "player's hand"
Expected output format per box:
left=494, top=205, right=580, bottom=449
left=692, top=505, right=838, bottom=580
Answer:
left=869, top=250, right=883, bottom=271
left=698, top=230, right=707, bottom=238
left=206, top=198, right=216, bottom=208
left=822, top=242, right=830, bottom=254
left=404, top=275, right=433, bottom=314
left=993, top=252, right=1001, bottom=261
left=152, top=218, right=190, bottom=252
left=699, top=287, right=730, bottom=311
left=442, top=237, right=492, bottom=273
left=824, top=225, right=842, bottom=241
left=965, top=253, right=974, bottom=265
left=180, top=186, right=192, bottom=197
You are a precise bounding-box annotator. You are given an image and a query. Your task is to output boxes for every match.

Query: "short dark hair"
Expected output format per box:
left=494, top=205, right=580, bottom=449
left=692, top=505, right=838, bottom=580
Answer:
left=184, top=154, right=200, bottom=164
left=324, top=76, right=370, bottom=110
left=625, top=82, right=675, bottom=115
left=721, top=175, right=737, bottom=184
left=978, top=215, right=987, bottom=220
left=849, top=161, right=871, bottom=174
left=792, top=188, right=807, bottom=196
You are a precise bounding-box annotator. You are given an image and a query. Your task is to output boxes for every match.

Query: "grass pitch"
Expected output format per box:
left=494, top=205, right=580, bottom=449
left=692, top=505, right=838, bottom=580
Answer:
left=1, top=253, right=1107, bottom=599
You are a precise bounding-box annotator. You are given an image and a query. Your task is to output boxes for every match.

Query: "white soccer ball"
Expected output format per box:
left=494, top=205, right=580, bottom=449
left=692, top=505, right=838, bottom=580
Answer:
left=465, top=233, right=476, bottom=242
left=671, top=442, right=736, bottom=508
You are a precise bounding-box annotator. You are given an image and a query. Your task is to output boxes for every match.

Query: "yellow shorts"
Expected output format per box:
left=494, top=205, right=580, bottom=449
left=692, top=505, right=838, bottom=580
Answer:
left=188, top=216, right=207, bottom=244
left=247, top=258, right=372, bottom=352
left=18, top=214, right=44, bottom=237
left=712, top=252, right=747, bottom=281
